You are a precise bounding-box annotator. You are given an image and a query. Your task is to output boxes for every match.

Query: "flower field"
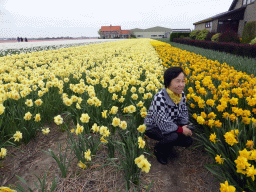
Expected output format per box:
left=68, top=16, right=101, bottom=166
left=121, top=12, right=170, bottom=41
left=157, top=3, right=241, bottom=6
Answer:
left=0, top=39, right=162, bottom=191
left=0, top=38, right=255, bottom=191
left=151, top=40, right=256, bottom=191
left=0, top=39, right=121, bottom=57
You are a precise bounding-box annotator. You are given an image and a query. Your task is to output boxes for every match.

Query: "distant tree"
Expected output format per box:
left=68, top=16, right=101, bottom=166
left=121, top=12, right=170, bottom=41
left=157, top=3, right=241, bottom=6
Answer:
left=98, top=29, right=102, bottom=37
left=130, top=32, right=136, bottom=38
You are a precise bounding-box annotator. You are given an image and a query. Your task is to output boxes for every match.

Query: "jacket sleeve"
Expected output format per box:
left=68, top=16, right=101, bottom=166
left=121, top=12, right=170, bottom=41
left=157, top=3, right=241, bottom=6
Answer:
left=177, top=95, right=189, bottom=126
left=144, top=94, right=179, bottom=135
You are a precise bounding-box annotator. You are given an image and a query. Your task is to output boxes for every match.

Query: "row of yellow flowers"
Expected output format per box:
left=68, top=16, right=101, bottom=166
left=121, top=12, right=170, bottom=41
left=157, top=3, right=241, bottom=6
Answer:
left=0, top=39, right=164, bottom=191
left=151, top=40, right=256, bottom=192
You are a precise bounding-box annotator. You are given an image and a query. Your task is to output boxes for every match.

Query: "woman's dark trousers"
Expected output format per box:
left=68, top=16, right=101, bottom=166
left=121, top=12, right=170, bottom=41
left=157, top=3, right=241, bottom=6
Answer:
left=145, top=127, right=193, bottom=159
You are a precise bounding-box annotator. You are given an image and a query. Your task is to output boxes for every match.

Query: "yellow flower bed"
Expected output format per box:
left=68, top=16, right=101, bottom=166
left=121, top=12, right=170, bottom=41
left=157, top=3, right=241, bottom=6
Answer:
left=0, top=39, right=166, bottom=190
left=151, top=40, right=256, bottom=191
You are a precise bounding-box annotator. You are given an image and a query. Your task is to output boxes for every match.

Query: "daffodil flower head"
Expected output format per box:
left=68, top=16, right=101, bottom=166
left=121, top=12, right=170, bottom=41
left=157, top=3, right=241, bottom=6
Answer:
left=80, top=113, right=90, bottom=123
left=137, top=124, right=146, bottom=133
left=42, top=128, right=50, bottom=135
left=34, top=113, right=41, bottom=122
left=112, top=117, right=121, bottom=127
left=84, top=149, right=91, bottom=161
left=25, top=99, right=33, bottom=107
left=119, top=121, right=127, bottom=130
left=54, top=115, right=63, bottom=125
left=220, top=181, right=236, bottom=192
left=78, top=161, right=87, bottom=169
left=215, top=154, right=224, bottom=164
left=109, top=106, right=118, bottom=114
left=75, top=124, right=84, bottom=135
left=24, top=111, right=32, bottom=120
left=0, top=186, right=17, bottom=192
left=34, top=99, right=43, bottom=106
left=209, top=132, right=217, bottom=144
left=0, top=148, right=7, bottom=159
left=91, top=123, right=99, bottom=133
left=13, top=131, right=22, bottom=142
left=138, top=137, right=145, bottom=149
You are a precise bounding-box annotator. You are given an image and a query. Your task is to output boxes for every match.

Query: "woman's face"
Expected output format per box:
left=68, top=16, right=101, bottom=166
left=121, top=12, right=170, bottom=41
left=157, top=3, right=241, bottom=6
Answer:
left=168, top=72, right=185, bottom=94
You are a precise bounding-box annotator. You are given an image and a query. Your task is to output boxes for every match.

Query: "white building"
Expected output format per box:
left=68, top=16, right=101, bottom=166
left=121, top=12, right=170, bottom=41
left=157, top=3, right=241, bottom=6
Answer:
left=130, top=26, right=191, bottom=38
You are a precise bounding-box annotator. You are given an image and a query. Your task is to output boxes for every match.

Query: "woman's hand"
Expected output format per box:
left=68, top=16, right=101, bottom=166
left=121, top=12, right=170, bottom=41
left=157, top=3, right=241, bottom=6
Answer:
left=182, top=125, right=192, bottom=137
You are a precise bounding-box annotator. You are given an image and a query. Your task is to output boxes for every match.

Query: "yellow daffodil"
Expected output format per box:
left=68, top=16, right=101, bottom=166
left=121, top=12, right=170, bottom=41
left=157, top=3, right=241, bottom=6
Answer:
left=75, top=124, right=84, bottom=135
left=246, top=165, right=256, bottom=181
left=112, top=117, right=121, bottom=127
left=34, top=113, right=41, bottom=122
left=224, top=131, right=238, bottom=146
left=0, top=186, right=17, bottom=192
left=25, top=99, right=33, bottom=107
left=0, top=148, right=7, bottom=159
left=34, top=99, right=43, bottom=106
left=137, top=124, right=146, bottom=133
left=196, top=116, right=205, bottom=125
left=109, top=106, right=118, bottom=114
left=219, top=181, right=236, bottom=192
left=91, top=123, right=99, bottom=133
left=119, top=121, right=127, bottom=130
left=84, top=149, right=91, bottom=161
left=42, top=128, right=50, bottom=135
left=215, top=154, right=224, bottom=164
left=13, top=131, right=22, bottom=142
left=112, top=93, right=118, bottom=100
left=138, top=137, right=145, bottom=148
left=80, top=113, right=90, bottom=123
left=246, top=140, right=254, bottom=149
left=78, top=161, right=87, bottom=169
left=24, top=111, right=32, bottom=120
left=0, top=104, right=5, bottom=115
left=128, top=105, right=136, bottom=113
left=134, top=155, right=151, bottom=173
left=54, top=115, right=63, bottom=125
left=209, top=133, right=217, bottom=144
left=100, top=136, right=108, bottom=144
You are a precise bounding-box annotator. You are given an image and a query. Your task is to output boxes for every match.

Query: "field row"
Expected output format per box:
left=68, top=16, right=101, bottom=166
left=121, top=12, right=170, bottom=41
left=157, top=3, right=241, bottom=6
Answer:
left=151, top=40, right=256, bottom=191
left=0, top=39, right=162, bottom=191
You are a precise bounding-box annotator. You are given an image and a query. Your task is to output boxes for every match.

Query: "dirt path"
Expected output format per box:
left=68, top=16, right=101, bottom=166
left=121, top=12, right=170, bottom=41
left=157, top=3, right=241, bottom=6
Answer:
left=0, top=122, right=220, bottom=192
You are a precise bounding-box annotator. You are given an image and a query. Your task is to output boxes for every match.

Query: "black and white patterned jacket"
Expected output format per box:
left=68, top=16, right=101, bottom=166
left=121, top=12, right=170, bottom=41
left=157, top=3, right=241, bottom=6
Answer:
left=144, top=88, right=189, bottom=135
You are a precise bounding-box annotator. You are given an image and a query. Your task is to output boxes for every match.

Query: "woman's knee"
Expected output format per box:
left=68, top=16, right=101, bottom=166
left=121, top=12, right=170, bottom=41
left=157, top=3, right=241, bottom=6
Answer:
left=145, top=129, right=163, bottom=141
left=165, top=132, right=179, bottom=142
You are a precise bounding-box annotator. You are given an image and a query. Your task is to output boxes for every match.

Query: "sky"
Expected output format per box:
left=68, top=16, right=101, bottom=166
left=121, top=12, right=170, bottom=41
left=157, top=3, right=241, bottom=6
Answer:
left=0, top=0, right=233, bottom=38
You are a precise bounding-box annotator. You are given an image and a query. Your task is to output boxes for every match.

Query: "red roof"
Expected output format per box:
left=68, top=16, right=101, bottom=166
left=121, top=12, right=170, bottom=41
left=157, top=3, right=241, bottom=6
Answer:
left=121, top=30, right=130, bottom=34
left=101, top=26, right=121, bottom=31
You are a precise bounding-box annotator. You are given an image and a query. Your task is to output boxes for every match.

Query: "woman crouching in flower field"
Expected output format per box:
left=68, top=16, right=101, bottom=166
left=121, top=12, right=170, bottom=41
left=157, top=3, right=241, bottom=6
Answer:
left=144, top=67, right=193, bottom=165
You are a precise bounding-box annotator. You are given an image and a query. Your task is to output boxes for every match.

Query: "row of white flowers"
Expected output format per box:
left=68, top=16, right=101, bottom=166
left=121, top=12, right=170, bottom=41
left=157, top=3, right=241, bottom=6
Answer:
left=0, top=39, right=122, bottom=50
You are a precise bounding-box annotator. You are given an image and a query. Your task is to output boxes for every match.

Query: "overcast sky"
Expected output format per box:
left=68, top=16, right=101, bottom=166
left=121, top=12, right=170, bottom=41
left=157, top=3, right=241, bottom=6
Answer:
left=0, top=0, right=233, bottom=38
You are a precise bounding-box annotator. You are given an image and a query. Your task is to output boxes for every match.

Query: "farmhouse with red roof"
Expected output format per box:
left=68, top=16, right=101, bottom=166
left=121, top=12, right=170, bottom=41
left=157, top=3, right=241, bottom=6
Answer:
left=100, top=25, right=130, bottom=39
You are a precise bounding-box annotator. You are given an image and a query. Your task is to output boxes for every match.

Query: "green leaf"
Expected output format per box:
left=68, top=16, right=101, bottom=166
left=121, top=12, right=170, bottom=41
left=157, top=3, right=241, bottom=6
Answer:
left=204, top=164, right=224, bottom=181
left=50, top=174, right=57, bottom=192
left=15, top=175, right=34, bottom=192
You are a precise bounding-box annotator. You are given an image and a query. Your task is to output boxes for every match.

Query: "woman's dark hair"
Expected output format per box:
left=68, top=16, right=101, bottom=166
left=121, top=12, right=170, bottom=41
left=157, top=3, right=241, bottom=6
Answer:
left=164, top=67, right=185, bottom=88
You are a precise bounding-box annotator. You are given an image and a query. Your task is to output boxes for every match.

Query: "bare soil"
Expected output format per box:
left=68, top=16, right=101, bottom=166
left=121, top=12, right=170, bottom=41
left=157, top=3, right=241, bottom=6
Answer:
left=0, top=121, right=220, bottom=192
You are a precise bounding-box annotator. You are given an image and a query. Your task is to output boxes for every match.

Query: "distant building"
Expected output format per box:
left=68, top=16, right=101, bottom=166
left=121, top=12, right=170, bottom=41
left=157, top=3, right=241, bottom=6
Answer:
left=120, top=30, right=130, bottom=38
left=193, top=0, right=256, bottom=37
left=130, top=26, right=191, bottom=38
left=100, top=25, right=130, bottom=39
left=100, top=25, right=191, bottom=39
